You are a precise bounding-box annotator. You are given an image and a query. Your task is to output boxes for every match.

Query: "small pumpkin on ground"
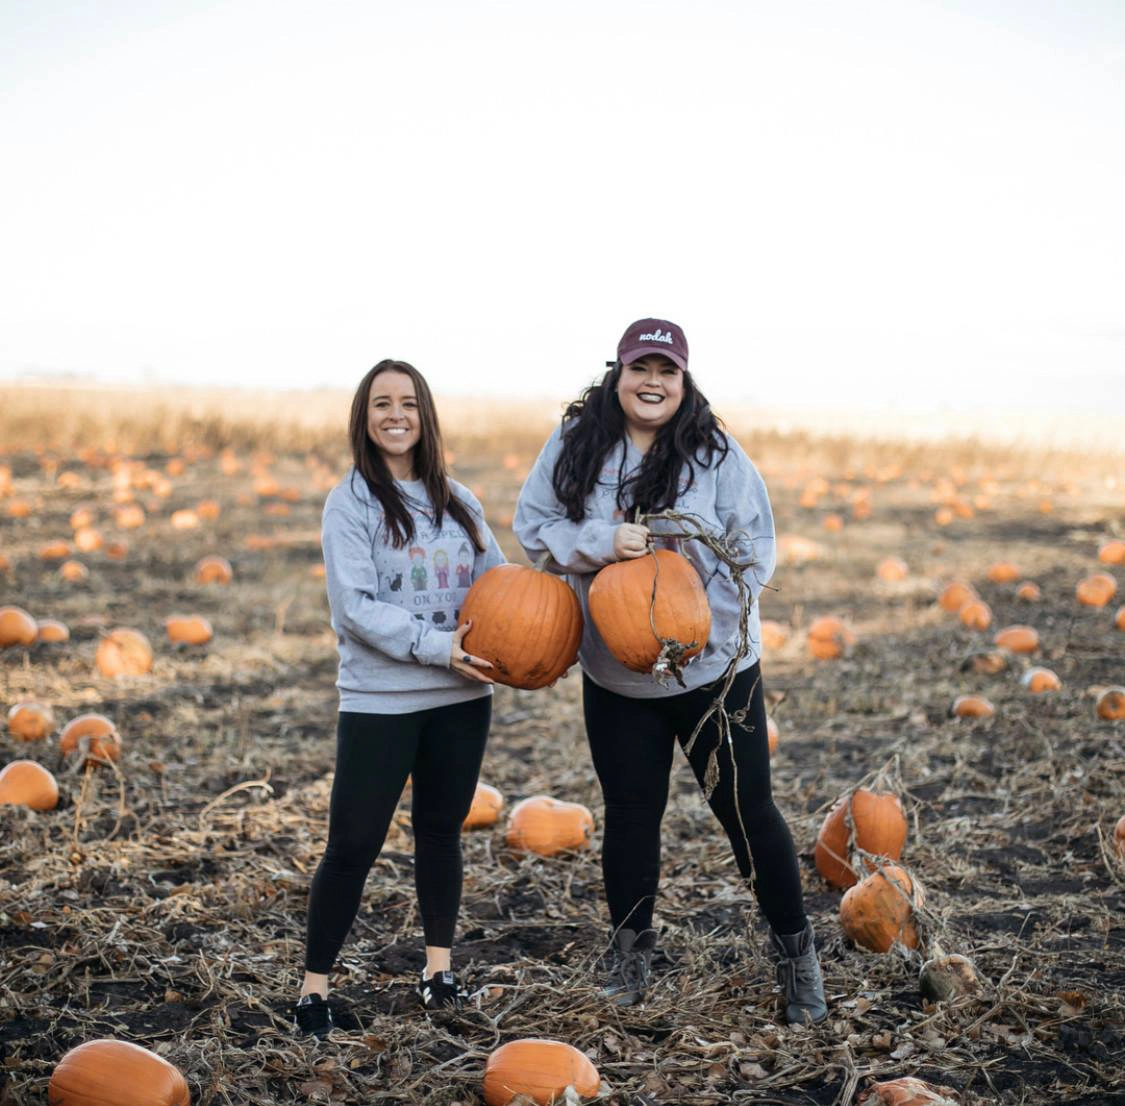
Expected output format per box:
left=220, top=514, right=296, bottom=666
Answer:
left=37, top=619, right=71, bottom=644
left=1021, top=667, right=1061, bottom=694
left=806, top=615, right=856, bottom=660
left=919, top=952, right=981, bottom=1002
left=1076, top=572, right=1117, bottom=607
left=482, top=1038, right=600, bottom=1106
left=7, top=702, right=55, bottom=741
left=47, top=1038, right=190, bottom=1106
left=858, top=1076, right=959, bottom=1105
left=839, top=864, right=923, bottom=953
left=986, top=561, right=1020, bottom=583
left=0, top=760, right=59, bottom=811
left=59, top=714, right=121, bottom=765
left=193, top=555, right=233, bottom=585
left=506, top=796, right=594, bottom=857
left=0, top=606, right=38, bottom=648
left=951, top=695, right=994, bottom=719
left=993, top=624, right=1039, bottom=653
left=165, top=616, right=214, bottom=646
left=938, top=580, right=977, bottom=613
left=464, top=783, right=504, bottom=829
left=95, top=628, right=153, bottom=677
left=957, top=599, right=992, bottom=630
left=814, top=789, right=907, bottom=889
left=1096, top=687, right=1125, bottom=721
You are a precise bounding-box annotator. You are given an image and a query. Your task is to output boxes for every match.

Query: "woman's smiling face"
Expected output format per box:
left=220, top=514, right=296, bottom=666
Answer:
left=367, top=370, right=421, bottom=471
left=616, top=354, right=685, bottom=438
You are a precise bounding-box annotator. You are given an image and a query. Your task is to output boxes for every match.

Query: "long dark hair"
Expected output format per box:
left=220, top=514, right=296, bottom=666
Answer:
left=552, top=360, right=728, bottom=522
left=347, top=360, right=484, bottom=551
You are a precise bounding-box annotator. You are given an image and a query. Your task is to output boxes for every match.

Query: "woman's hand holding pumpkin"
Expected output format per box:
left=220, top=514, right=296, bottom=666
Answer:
left=450, top=620, right=495, bottom=683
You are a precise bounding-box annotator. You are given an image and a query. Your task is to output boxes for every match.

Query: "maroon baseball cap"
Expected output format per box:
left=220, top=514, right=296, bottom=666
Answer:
left=616, top=318, right=689, bottom=372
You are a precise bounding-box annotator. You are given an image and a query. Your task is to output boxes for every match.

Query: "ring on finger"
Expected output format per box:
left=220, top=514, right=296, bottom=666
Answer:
left=462, top=653, right=472, bottom=663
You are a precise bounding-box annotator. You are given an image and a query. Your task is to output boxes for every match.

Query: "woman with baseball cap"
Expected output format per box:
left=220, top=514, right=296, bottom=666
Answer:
left=513, top=319, right=827, bottom=1024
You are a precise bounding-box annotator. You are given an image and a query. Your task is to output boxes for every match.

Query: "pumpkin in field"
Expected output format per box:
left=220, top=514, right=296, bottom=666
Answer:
left=937, top=580, right=977, bottom=613
left=875, top=557, right=908, bottom=582
left=858, top=1077, right=959, bottom=1105
left=194, top=555, right=233, bottom=585
left=165, top=616, right=213, bottom=646
left=0, top=606, right=38, bottom=647
left=506, top=796, right=594, bottom=857
left=464, top=782, right=504, bottom=829
left=0, top=760, right=59, bottom=811
left=7, top=702, right=55, bottom=741
left=48, top=1038, right=190, bottom=1106
left=960, top=649, right=1008, bottom=675
left=993, top=624, right=1039, bottom=653
left=39, top=540, right=72, bottom=561
left=37, top=619, right=71, bottom=644
left=59, top=714, right=121, bottom=765
left=59, top=560, right=89, bottom=583
left=196, top=499, right=221, bottom=521
left=1096, top=687, right=1125, bottom=721
left=1016, top=581, right=1041, bottom=602
left=170, top=509, right=199, bottom=530
left=807, top=615, right=856, bottom=660
left=1076, top=573, right=1117, bottom=608
left=760, top=619, right=789, bottom=651
left=96, top=628, right=153, bottom=677
left=482, top=1038, right=600, bottom=1106
left=73, top=526, right=103, bottom=553
left=1115, top=815, right=1125, bottom=857
left=986, top=561, right=1020, bottom=583
left=588, top=550, right=710, bottom=674
left=957, top=599, right=992, bottom=630
left=1098, top=539, right=1125, bottom=566
left=766, top=715, right=779, bottom=755
left=815, top=789, right=908, bottom=889
left=839, top=864, right=923, bottom=952
left=1116, top=606, right=1125, bottom=631
left=460, top=564, right=583, bottom=689
left=1021, top=667, right=1061, bottom=694
left=114, top=503, right=146, bottom=529
left=951, top=695, right=994, bottom=719
left=919, top=953, right=981, bottom=1002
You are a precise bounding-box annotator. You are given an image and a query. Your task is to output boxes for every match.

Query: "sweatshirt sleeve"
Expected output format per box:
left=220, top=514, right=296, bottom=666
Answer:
left=713, top=437, right=777, bottom=604
left=513, top=426, right=619, bottom=574
left=322, top=503, right=453, bottom=669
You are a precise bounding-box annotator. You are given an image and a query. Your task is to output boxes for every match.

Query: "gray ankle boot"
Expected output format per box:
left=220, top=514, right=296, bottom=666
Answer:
left=602, top=928, right=656, bottom=1007
left=769, top=921, right=828, bottom=1025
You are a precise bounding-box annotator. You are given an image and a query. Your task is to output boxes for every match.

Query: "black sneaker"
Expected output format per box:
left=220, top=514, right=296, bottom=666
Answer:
left=418, top=970, right=468, bottom=1010
left=602, top=928, right=656, bottom=1007
left=294, top=992, right=333, bottom=1038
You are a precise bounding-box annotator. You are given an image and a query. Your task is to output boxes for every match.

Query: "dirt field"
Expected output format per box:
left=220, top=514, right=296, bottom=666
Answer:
left=1, top=388, right=1123, bottom=1105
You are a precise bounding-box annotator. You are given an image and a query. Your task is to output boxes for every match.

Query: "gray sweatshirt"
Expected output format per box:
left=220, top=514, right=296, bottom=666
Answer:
left=513, top=426, right=776, bottom=697
left=322, top=468, right=505, bottom=714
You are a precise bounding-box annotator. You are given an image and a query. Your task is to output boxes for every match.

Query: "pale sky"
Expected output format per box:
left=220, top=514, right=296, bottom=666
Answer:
left=2, top=0, right=1123, bottom=416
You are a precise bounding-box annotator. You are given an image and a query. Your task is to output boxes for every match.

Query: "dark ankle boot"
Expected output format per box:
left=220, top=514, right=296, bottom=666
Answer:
left=769, top=921, right=828, bottom=1025
left=602, top=928, right=656, bottom=1006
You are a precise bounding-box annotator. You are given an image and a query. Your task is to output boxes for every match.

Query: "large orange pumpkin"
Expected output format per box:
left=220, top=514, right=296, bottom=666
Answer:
left=1096, top=687, right=1125, bottom=721
left=993, top=624, right=1039, bottom=653
left=460, top=565, right=583, bottom=689
left=0, top=760, right=59, bottom=811
left=482, top=1039, right=600, bottom=1106
left=839, top=865, right=923, bottom=953
left=506, top=796, right=594, bottom=857
left=96, top=628, right=153, bottom=677
left=165, top=616, right=213, bottom=646
left=0, top=606, right=38, bottom=648
left=588, top=550, right=710, bottom=674
left=7, top=702, right=56, bottom=741
left=857, top=1077, right=959, bottom=1105
left=807, top=615, right=856, bottom=660
left=1076, top=573, right=1117, bottom=607
left=464, top=782, right=505, bottom=829
left=59, top=714, right=121, bottom=765
left=815, top=789, right=907, bottom=889
left=48, top=1038, right=190, bottom=1106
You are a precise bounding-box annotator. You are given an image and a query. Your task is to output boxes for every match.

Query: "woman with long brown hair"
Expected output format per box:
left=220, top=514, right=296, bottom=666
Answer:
left=294, top=359, right=503, bottom=1037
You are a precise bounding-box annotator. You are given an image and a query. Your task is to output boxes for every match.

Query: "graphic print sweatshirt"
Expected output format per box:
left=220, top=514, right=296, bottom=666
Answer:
left=513, top=426, right=776, bottom=698
left=322, top=469, right=505, bottom=714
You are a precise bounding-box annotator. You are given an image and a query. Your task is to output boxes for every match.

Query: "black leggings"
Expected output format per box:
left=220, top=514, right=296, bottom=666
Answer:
left=583, top=662, right=806, bottom=937
left=304, top=698, right=490, bottom=974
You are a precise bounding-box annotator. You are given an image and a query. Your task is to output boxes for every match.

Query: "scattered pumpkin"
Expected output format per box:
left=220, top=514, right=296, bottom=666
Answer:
left=960, top=649, right=1008, bottom=674
left=104, top=540, right=129, bottom=560
left=0, top=760, right=59, bottom=811
left=196, top=499, right=221, bottom=521
left=59, top=560, right=89, bottom=583
left=993, top=624, right=1039, bottom=653
left=822, top=513, right=844, bottom=533
left=7, top=702, right=55, bottom=741
left=875, top=557, right=908, bottom=582
left=957, top=599, right=992, bottom=630
left=170, top=509, right=199, bottom=530
left=114, top=504, right=146, bottom=529
left=807, top=615, right=856, bottom=660
left=815, top=789, right=908, bottom=889
left=95, top=628, right=154, bottom=677
left=165, top=616, right=214, bottom=646
left=1115, top=606, right=1125, bottom=632
left=1015, top=581, right=1041, bottom=602
left=59, top=714, right=121, bottom=765
left=1076, top=572, right=1117, bottom=608
left=193, top=555, right=233, bottom=585
left=39, top=540, right=72, bottom=561
left=1098, top=539, right=1125, bottom=566
left=760, top=620, right=789, bottom=652
left=1021, top=667, right=1061, bottom=694
left=464, top=782, right=504, bottom=829
left=986, top=561, right=1020, bottom=583
left=1095, top=687, right=1125, bottom=721
left=37, top=619, right=71, bottom=644
left=73, top=526, right=103, bottom=553
left=766, top=715, right=779, bottom=755
left=839, top=864, right=923, bottom=953
left=47, top=1038, right=190, bottom=1106
left=937, top=580, right=977, bottom=613
left=951, top=695, right=994, bottom=719
left=919, top=952, right=981, bottom=1003
left=482, top=1038, right=600, bottom=1106
left=588, top=551, right=710, bottom=675
left=460, top=564, right=583, bottom=688
left=0, top=606, right=38, bottom=647
left=506, top=796, right=594, bottom=857
left=858, top=1076, right=959, bottom=1106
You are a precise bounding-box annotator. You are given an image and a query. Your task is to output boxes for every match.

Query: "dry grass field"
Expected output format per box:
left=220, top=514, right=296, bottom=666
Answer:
left=1, top=385, right=1123, bottom=1105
